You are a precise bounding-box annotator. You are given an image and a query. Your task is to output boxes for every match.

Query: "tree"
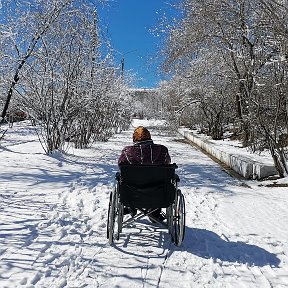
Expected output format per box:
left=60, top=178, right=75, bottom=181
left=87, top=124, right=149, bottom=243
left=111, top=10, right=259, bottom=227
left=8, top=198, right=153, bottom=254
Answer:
left=159, top=0, right=288, bottom=177
left=0, top=0, right=133, bottom=153
left=0, top=0, right=74, bottom=123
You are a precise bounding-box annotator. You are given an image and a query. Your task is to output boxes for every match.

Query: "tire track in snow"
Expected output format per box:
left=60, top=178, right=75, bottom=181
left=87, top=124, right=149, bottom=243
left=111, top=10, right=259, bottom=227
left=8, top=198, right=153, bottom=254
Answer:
left=155, top=242, right=173, bottom=288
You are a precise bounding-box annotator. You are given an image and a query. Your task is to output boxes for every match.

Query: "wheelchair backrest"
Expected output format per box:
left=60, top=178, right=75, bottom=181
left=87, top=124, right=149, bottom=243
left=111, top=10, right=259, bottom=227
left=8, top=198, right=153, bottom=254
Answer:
left=119, top=164, right=178, bottom=208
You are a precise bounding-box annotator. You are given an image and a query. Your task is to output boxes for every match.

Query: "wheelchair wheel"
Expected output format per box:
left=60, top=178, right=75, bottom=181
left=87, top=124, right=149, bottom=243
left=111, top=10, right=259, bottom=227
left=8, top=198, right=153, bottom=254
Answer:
left=173, top=189, right=185, bottom=246
left=107, top=183, right=123, bottom=244
left=166, top=205, right=175, bottom=242
left=116, top=203, right=124, bottom=240
left=107, top=189, right=116, bottom=244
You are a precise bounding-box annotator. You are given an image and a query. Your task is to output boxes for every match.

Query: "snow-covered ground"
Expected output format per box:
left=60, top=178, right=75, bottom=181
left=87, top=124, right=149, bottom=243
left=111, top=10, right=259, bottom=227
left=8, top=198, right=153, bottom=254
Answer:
left=1, top=119, right=288, bottom=288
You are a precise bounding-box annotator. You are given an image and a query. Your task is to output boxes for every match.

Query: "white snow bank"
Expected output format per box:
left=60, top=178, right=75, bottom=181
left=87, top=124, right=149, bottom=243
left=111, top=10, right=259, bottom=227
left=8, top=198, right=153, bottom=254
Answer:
left=179, top=128, right=278, bottom=179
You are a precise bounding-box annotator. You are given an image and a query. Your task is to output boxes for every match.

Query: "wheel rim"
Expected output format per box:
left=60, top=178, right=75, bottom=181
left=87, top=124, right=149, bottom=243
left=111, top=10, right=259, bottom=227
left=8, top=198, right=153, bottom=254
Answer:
left=174, top=191, right=185, bottom=246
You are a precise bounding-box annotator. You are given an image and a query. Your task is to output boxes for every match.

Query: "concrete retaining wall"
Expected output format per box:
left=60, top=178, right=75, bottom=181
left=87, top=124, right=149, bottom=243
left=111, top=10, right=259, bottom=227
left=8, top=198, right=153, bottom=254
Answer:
left=179, top=129, right=278, bottom=179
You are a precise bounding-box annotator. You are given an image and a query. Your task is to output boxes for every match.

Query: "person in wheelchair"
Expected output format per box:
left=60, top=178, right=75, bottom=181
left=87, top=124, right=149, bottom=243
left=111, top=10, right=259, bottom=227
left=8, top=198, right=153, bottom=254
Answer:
left=118, top=126, right=171, bottom=223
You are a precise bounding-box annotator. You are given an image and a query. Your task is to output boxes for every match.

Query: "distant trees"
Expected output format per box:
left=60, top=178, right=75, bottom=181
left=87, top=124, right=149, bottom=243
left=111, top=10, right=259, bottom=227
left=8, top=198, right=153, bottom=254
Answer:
left=159, top=0, right=288, bottom=177
left=0, top=0, right=132, bottom=153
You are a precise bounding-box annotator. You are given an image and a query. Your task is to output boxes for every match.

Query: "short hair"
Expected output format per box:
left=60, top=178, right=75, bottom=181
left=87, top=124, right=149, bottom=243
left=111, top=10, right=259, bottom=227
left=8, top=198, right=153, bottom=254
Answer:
left=133, top=126, right=151, bottom=142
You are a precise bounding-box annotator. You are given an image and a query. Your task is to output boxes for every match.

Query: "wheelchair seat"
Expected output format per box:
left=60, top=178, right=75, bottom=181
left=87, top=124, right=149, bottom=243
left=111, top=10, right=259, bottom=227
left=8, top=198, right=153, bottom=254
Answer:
left=107, top=163, right=185, bottom=246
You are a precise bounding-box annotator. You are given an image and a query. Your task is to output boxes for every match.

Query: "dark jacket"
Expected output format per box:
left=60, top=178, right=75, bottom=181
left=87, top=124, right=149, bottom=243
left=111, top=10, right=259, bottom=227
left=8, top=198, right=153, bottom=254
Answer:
left=118, top=140, right=171, bottom=165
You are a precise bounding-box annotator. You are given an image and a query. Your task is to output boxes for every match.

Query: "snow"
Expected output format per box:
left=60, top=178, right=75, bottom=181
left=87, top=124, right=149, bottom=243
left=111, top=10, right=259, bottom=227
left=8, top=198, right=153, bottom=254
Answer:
left=1, top=119, right=288, bottom=288
left=179, top=128, right=279, bottom=179
left=185, top=128, right=274, bottom=165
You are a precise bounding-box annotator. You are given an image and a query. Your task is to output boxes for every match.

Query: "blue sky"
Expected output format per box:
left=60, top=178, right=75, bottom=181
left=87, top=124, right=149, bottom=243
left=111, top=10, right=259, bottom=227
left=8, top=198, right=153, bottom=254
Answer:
left=98, top=0, right=180, bottom=88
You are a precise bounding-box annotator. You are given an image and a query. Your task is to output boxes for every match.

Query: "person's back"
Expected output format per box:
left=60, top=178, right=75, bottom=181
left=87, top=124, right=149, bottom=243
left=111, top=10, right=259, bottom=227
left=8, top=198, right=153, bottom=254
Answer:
left=118, top=139, right=170, bottom=165
left=118, top=126, right=171, bottom=221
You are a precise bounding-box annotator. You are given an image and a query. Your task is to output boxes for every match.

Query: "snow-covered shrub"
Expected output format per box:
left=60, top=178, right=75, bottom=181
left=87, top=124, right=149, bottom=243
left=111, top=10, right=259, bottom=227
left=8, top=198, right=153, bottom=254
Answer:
left=0, top=0, right=132, bottom=153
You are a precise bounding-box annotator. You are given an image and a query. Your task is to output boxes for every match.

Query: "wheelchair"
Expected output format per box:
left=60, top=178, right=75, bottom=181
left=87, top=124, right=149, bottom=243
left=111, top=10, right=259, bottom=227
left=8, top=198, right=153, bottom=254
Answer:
left=107, top=163, right=185, bottom=246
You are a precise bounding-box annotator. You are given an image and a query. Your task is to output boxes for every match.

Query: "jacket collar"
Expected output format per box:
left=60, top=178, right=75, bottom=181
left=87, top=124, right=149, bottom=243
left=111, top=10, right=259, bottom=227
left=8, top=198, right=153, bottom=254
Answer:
left=133, top=139, right=154, bottom=146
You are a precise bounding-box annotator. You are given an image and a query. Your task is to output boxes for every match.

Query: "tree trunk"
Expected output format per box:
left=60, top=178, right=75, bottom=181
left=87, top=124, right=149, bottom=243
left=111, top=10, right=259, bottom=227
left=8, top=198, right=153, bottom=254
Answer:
left=269, top=143, right=288, bottom=178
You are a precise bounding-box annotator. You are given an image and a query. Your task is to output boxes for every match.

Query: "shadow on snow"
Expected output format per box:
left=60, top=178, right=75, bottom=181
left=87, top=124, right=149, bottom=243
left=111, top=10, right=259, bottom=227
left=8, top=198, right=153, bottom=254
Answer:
left=184, top=227, right=280, bottom=267
left=113, top=224, right=280, bottom=268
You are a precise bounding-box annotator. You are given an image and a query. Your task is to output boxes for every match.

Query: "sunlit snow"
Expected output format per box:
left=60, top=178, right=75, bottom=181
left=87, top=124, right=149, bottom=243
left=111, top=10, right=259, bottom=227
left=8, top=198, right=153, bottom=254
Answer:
left=0, top=119, right=288, bottom=287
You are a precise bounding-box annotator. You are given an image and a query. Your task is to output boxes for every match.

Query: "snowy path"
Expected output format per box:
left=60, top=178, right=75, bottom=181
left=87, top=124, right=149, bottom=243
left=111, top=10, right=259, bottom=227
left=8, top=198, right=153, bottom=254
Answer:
left=1, top=121, right=288, bottom=287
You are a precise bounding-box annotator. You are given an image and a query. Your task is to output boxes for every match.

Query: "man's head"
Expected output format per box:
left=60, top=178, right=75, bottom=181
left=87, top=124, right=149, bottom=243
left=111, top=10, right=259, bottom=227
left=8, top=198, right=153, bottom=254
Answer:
left=133, top=126, right=151, bottom=143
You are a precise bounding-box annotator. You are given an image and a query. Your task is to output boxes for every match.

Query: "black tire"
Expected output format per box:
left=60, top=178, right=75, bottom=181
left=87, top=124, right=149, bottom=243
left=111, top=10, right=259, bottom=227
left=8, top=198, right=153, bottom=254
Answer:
left=116, top=203, right=124, bottom=240
left=107, top=189, right=116, bottom=245
left=173, top=190, right=185, bottom=246
left=107, top=193, right=112, bottom=239
left=166, top=205, right=175, bottom=242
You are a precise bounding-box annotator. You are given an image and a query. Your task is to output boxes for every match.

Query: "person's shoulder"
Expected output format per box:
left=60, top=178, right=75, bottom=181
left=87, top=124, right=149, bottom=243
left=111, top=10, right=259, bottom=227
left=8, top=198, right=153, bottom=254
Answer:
left=122, top=144, right=133, bottom=150
left=153, top=143, right=169, bottom=151
left=121, top=144, right=137, bottom=152
left=153, top=143, right=168, bottom=149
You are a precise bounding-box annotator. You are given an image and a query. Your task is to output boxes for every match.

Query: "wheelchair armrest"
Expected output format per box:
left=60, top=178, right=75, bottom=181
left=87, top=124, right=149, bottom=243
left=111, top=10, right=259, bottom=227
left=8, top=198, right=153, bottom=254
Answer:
left=115, top=172, right=120, bottom=181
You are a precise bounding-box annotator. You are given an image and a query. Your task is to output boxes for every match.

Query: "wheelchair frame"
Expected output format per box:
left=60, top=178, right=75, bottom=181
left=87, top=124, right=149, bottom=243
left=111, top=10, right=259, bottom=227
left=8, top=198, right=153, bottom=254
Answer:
left=107, top=164, right=185, bottom=246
